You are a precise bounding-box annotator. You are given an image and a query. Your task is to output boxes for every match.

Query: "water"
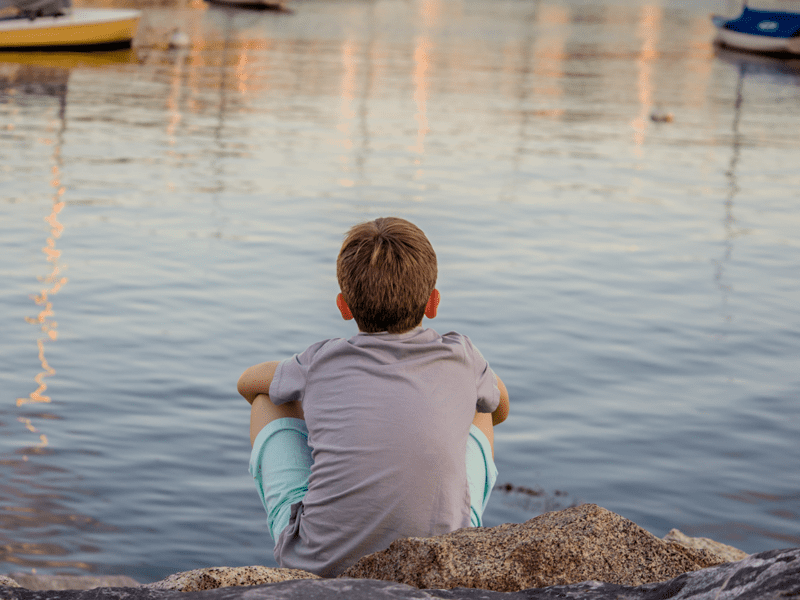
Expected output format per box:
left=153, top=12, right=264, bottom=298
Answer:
left=1, top=0, right=799, bottom=583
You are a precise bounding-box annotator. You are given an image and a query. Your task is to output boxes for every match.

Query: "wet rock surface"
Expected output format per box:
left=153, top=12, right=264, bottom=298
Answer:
left=4, top=576, right=140, bottom=592
left=2, top=549, right=800, bottom=600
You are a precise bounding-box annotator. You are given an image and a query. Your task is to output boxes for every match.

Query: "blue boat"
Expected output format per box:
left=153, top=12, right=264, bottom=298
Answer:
left=712, top=4, right=800, bottom=55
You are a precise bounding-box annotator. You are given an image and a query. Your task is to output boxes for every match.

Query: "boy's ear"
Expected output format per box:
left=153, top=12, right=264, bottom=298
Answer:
left=425, top=289, right=440, bottom=319
left=336, top=293, right=354, bottom=320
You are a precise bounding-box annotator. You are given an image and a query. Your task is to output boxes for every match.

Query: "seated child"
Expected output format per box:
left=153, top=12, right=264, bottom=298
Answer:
left=238, top=217, right=510, bottom=577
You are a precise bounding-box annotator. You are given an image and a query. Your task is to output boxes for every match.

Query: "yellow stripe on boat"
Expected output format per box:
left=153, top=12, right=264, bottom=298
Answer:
left=0, top=9, right=140, bottom=49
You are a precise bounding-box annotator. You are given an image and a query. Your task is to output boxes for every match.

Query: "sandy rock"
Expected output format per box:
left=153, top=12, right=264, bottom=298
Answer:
left=6, top=574, right=140, bottom=591
left=341, top=503, right=725, bottom=591
left=663, top=528, right=749, bottom=563
left=144, top=566, right=319, bottom=591
left=0, top=576, right=20, bottom=588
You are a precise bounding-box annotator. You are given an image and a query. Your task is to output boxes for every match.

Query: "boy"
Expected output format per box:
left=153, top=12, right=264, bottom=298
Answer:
left=238, top=217, right=510, bottom=577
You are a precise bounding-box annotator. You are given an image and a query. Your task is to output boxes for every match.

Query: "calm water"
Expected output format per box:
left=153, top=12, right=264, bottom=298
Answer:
left=1, top=0, right=799, bottom=583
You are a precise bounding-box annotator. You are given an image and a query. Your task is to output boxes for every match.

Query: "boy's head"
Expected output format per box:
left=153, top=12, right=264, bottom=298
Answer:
left=337, top=217, right=437, bottom=334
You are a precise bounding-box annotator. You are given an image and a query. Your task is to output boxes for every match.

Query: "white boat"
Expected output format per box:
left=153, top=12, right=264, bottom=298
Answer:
left=0, top=8, right=141, bottom=51
left=712, top=4, right=800, bottom=55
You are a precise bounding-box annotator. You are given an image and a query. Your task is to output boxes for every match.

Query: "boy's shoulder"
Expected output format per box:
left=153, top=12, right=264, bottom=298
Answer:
left=289, top=329, right=481, bottom=365
left=291, top=336, right=348, bottom=361
left=352, top=328, right=485, bottom=362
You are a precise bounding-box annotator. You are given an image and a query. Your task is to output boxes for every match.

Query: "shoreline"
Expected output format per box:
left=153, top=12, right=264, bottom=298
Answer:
left=3, top=506, right=752, bottom=592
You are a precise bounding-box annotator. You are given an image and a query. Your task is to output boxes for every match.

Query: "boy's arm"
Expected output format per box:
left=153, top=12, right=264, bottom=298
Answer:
left=492, top=374, right=510, bottom=426
left=237, top=361, right=280, bottom=405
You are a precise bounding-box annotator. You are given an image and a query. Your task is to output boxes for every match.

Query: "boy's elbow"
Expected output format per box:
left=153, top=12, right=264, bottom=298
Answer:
left=493, top=376, right=510, bottom=425
left=492, top=397, right=509, bottom=426
left=237, top=369, right=254, bottom=401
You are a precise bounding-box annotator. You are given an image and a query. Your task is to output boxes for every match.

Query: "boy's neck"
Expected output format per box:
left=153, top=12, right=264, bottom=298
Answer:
left=357, top=322, right=424, bottom=335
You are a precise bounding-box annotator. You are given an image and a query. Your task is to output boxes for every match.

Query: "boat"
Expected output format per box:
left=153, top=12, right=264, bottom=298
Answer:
left=204, top=0, right=286, bottom=12
left=0, top=8, right=141, bottom=51
left=712, top=4, right=800, bottom=55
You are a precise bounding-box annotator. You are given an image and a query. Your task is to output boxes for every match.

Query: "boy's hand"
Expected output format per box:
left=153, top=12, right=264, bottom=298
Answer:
left=492, top=375, right=510, bottom=426
left=238, top=361, right=280, bottom=404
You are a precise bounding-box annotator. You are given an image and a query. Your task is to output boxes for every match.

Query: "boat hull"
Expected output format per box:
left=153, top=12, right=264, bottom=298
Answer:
left=205, top=0, right=285, bottom=11
left=712, top=11, right=800, bottom=56
left=715, top=24, right=800, bottom=54
left=0, top=8, right=141, bottom=51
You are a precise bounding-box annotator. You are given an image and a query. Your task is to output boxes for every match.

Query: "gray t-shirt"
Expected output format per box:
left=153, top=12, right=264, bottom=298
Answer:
left=269, top=326, right=500, bottom=577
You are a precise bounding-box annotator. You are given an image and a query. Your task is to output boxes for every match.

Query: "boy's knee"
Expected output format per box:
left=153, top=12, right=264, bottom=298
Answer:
left=250, top=396, right=305, bottom=446
left=471, top=411, right=494, bottom=458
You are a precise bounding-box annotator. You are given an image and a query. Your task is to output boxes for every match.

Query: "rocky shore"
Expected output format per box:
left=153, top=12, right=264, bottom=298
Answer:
left=2, top=505, right=798, bottom=600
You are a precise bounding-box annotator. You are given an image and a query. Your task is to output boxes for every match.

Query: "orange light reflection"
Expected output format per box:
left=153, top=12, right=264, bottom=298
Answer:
left=236, top=49, right=249, bottom=95
left=631, top=6, right=662, bottom=151
left=411, top=35, right=431, bottom=158
left=532, top=5, right=568, bottom=120
left=166, top=51, right=186, bottom=145
left=17, top=130, right=68, bottom=425
left=337, top=38, right=358, bottom=187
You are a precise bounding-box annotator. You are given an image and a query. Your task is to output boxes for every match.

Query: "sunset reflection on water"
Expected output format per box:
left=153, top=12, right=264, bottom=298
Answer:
left=15, top=99, right=69, bottom=452
left=1, top=0, right=798, bottom=582
left=0, top=65, right=108, bottom=574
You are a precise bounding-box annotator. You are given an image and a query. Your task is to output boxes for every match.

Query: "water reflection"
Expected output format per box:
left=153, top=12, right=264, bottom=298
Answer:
left=337, top=38, right=358, bottom=187
left=352, top=3, right=375, bottom=186
left=1, top=0, right=798, bottom=579
left=499, top=1, right=560, bottom=202
left=0, top=57, right=117, bottom=573
left=631, top=5, right=662, bottom=150
left=0, top=447, right=104, bottom=571
left=714, top=43, right=800, bottom=79
left=411, top=35, right=430, bottom=159
left=529, top=4, right=566, bottom=120
left=712, top=47, right=800, bottom=321
left=703, top=45, right=800, bottom=546
left=0, top=49, right=137, bottom=71
left=9, top=62, right=70, bottom=443
left=495, top=482, right=579, bottom=516
left=692, top=487, right=800, bottom=547
left=713, top=60, right=743, bottom=320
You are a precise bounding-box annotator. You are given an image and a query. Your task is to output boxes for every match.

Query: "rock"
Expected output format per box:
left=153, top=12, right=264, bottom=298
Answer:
left=6, top=575, right=140, bottom=591
left=1, top=548, right=800, bottom=599
left=590, top=547, right=800, bottom=600
left=144, top=566, right=319, bottom=592
left=341, top=504, right=725, bottom=591
left=4, top=579, right=431, bottom=600
left=649, top=108, right=674, bottom=123
left=0, top=576, right=20, bottom=588
left=2, top=506, right=795, bottom=599
left=663, top=528, right=749, bottom=563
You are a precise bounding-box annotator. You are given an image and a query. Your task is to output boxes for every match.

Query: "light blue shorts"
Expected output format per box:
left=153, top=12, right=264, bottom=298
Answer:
left=249, top=418, right=498, bottom=543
